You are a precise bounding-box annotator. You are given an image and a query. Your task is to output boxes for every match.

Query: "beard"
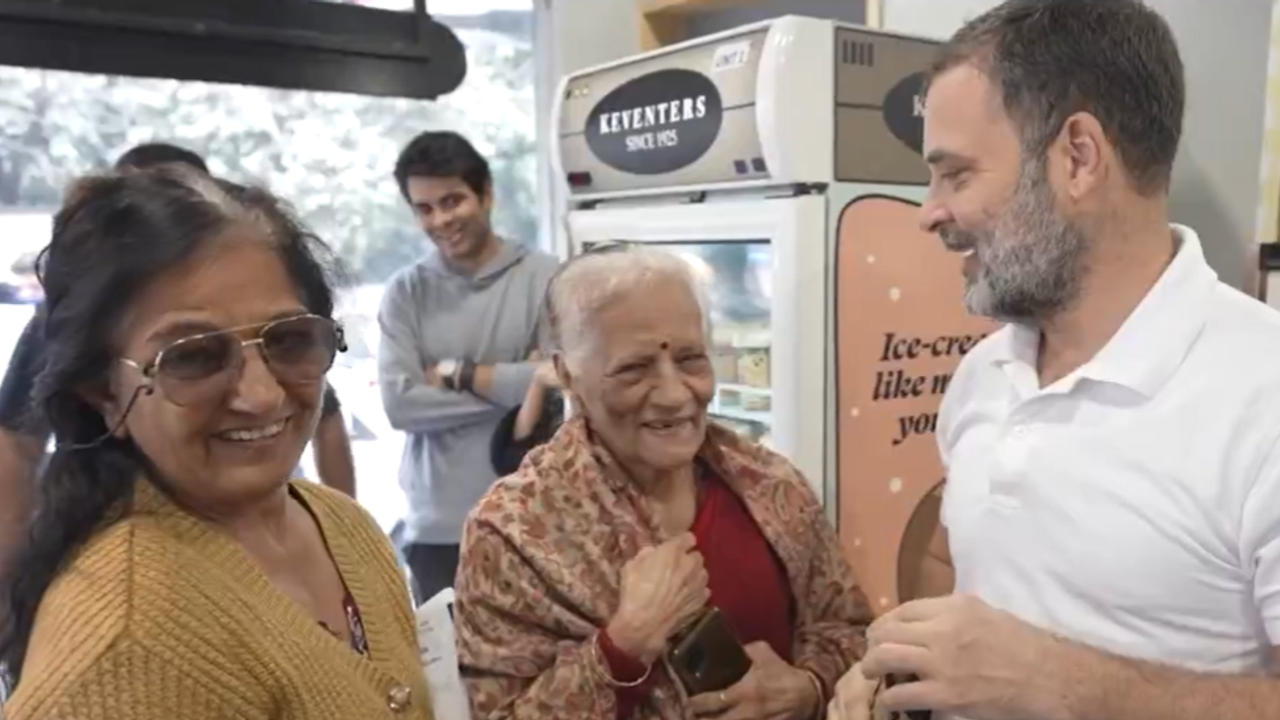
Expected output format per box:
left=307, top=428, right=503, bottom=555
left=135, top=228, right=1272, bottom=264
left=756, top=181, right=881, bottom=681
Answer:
left=942, top=158, right=1089, bottom=325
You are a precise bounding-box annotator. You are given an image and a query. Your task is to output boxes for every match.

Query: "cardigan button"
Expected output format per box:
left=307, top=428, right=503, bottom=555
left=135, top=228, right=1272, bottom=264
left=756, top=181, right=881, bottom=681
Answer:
left=387, top=684, right=412, bottom=712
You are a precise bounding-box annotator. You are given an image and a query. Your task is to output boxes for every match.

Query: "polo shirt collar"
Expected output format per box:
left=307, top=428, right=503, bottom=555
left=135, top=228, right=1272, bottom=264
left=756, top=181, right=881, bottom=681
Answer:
left=991, top=224, right=1216, bottom=398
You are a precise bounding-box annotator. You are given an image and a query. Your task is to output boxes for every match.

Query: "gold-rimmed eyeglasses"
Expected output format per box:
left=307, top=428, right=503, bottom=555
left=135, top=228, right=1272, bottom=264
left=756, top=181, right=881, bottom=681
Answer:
left=119, top=314, right=345, bottom=407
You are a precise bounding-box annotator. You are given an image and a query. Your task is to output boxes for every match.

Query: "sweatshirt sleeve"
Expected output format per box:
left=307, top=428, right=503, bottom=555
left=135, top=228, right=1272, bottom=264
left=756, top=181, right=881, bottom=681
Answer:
left=377, top=274, right=503, bottom=433
left=486, top=362, right=537, bottom=409
left=480, top=257, right=557, bottom=409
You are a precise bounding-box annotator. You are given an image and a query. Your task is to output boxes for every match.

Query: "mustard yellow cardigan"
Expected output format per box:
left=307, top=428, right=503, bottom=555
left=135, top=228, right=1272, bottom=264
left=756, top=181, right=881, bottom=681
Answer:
left=5, top=479, right=433, bottom=720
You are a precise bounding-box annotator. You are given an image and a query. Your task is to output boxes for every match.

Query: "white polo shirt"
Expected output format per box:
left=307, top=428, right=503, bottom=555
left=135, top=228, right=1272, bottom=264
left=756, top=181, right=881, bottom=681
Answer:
left=939, top=225, right=1280, bottom=678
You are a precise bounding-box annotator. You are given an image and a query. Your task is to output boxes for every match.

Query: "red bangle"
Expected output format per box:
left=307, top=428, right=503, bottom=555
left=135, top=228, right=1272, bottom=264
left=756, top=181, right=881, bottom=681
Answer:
left=596, top=629, right=650, bottom=684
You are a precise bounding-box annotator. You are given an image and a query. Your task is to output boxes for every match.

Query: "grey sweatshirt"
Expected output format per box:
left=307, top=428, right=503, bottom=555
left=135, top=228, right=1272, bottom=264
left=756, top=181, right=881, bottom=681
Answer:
left=377, top=239, right=559, bottom=545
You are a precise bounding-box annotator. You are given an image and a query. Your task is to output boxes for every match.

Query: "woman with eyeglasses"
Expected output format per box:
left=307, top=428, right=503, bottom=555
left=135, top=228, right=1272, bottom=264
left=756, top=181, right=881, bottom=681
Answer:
left=0, top=168, right=432, bottom=719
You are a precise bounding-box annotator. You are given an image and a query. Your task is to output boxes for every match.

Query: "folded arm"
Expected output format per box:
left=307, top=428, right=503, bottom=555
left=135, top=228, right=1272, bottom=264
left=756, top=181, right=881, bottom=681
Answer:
left=377, top=287, right=502, bottom=434
left=469, top=362, right=538, bottom=409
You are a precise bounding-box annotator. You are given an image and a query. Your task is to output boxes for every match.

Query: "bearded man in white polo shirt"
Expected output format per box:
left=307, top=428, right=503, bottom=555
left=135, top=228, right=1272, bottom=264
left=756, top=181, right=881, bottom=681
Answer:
left=828, top=1, right=1280, bottom=719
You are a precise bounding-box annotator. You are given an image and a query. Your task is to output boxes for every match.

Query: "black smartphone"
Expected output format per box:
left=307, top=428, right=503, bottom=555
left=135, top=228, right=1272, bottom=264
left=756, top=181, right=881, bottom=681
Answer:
left=666, top=607, right=752, bottom=696
left=882, top=674, right=931, bottom=720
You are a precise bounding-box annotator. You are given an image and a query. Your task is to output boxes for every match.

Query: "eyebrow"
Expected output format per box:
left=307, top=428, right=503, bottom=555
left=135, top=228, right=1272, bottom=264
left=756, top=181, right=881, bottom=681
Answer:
left=146, top=309, right=310, bottom=345
left=412, top=191, right=463, bottom=209
left=924, top=148, right=972, bottom=167
left=606, top=353, right=653, bottom=373
left=147, top=320, right=218, bottom=345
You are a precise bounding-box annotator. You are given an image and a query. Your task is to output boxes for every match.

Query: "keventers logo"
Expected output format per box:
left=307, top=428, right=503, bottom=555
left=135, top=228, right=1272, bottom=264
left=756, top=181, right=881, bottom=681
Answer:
left=882, top=71, right=927, bottom=155
left=585, top=69, right=723, bottom=175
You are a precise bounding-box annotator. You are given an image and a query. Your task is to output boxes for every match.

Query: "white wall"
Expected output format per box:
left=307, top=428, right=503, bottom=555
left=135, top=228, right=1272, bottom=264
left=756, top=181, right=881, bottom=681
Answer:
left=684, top=0, right=863, bottom=37
left=881, top=0, right=1273, bottom=291
left=1159, top=0, right=1271, bottom=291
left=537, top=0, right=641, bottom=254
left=882, top=0, right=993, bottom=39
left=545, top=0, right=640, bottom=79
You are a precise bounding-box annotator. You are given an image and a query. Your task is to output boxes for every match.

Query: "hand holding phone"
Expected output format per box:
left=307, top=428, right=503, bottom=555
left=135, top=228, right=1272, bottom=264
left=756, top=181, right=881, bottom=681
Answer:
left=667, top=607, right=752, bottom=695
left=877, top=675, right=931, bottom=720
left=685, top=639, right=823, bottom=719
left=606, top=533, right=710, bottom=664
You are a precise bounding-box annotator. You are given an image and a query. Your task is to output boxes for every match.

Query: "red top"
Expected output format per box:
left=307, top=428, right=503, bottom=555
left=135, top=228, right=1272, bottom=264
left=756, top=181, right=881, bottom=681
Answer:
left=599, top=470, right=794, bottom=718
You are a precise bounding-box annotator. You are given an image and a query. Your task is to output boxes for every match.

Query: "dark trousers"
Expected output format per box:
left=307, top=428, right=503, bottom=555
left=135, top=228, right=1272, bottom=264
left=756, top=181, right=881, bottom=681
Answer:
left=405, top=543, right=460, bottom=606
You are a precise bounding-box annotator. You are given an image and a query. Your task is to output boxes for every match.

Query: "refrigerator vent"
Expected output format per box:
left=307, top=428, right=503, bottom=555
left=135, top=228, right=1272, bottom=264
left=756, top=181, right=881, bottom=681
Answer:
left=841, top=40, right=875, bottom=67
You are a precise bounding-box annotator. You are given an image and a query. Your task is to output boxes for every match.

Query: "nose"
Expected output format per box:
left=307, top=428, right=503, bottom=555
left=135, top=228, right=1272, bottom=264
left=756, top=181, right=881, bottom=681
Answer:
left=227, top=344, right=286, bottom=415
left=649, top=357, right=693, bottom=410
left=919, top=193, right=951, bottom=234
left=424, top=207, right=456, bottom=234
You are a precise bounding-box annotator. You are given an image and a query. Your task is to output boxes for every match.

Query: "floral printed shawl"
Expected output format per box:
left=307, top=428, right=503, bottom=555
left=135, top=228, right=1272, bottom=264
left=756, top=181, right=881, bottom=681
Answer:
left=454, top=417, right=871, bottom=720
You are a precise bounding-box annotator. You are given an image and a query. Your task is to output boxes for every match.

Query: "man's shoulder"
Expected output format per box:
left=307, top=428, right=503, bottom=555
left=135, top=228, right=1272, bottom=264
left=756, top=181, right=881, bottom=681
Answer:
left=1195, top=281, right=1280, bottom=374
left=381, top=257, right=439, bottom=304
left=1205, top=280, right=1280, bottom=338
left=385, top=257, right=433, bottom=288
left=516, top=246, right=561, bottom=277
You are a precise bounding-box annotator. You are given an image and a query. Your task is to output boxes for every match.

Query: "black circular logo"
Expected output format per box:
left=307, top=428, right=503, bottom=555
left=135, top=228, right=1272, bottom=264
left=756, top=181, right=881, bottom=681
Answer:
left=585, top=69, right=724, bottom=175
left=882, top=71, right=927, bottom=155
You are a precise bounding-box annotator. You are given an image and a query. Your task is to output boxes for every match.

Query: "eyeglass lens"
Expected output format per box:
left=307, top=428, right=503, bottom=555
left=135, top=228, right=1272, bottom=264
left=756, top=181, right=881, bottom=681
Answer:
left=153, top=315, right=338, bottom=406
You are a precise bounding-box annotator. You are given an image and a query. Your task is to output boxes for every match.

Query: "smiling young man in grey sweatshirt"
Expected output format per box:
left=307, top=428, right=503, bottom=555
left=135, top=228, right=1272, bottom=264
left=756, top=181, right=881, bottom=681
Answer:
left=379, top=131, right=559, bottom=603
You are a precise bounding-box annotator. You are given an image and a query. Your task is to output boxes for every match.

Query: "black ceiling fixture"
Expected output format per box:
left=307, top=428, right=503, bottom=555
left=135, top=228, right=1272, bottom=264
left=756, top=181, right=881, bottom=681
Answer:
left=0, top=0, right=467, bottom=99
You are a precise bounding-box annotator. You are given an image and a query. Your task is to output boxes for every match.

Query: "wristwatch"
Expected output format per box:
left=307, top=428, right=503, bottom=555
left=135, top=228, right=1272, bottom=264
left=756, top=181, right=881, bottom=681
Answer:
left=436, top=359, right=459, bottom=390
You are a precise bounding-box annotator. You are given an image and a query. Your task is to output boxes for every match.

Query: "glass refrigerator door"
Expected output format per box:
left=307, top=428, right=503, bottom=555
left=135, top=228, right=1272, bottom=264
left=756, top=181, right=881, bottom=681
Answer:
left=598, top=240, right=775, bottom=446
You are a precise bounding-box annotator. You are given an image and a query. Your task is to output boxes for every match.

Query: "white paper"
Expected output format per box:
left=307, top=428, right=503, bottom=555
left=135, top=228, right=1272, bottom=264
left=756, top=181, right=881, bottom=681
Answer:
left=416, top=588, right=472, bottom=720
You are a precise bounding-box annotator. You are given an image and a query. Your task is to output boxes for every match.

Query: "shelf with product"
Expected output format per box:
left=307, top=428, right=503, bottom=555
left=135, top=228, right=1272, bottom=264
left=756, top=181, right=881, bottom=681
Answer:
left=718, top=382, right=771, bottom=396
left=708, top=399, right=771, bottom=426
left=708, top=320, right=772, bottom=444
left=709, top=412, right=771, bottom=446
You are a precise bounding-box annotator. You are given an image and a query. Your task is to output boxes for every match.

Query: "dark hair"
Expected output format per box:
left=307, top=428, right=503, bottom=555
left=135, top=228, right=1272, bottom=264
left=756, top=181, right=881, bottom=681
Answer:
left=393, top=130, right=491, bottom=200
left=114, top=142, right=209, bottom=174
left=927, top=0, right=1184, bottom=195
left=0, top=167, right=336, bottom=690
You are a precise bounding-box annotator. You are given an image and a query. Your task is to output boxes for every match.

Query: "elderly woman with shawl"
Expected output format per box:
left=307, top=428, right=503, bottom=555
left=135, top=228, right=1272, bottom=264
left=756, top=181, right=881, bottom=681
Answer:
left=454, top=247, right=870, bottom=720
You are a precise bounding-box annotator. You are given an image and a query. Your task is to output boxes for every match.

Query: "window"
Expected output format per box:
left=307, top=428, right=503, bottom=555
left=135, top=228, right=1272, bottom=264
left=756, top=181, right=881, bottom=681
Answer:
left=0, top=0, right=536, bottom=529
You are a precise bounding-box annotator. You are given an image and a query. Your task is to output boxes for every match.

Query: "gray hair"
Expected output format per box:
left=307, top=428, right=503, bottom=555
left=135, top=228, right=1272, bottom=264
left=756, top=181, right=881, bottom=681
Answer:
left=546, top=245, right=712, bottom=370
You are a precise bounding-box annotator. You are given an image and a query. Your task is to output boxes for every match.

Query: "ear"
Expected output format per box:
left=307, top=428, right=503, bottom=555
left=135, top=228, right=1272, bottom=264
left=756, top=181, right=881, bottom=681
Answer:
left=77, top=376, right=143, bottom=440
left=552, top=351, right=573, bottom=393
left=480, top=180, right=495, bottom=212
left=77, top=383, right=125, bottom=439
left=552, top=352, right=585, bottom=414
left=1057, top=111, right=1108, bottom=200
